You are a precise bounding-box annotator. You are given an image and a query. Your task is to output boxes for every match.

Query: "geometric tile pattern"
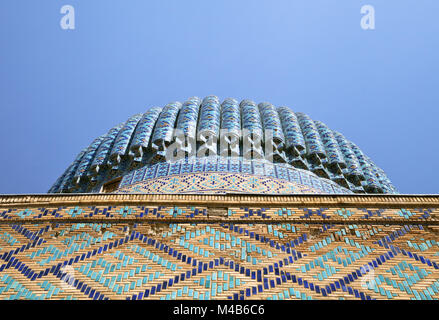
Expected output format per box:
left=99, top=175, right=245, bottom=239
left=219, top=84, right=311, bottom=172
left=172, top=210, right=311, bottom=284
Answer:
left=1, top=194, right=439, bottom=300
left=1, top=221, right=439, bottom=300
left=117, top=172, right=325, bottom=195
left=117, top=157, right=352, bottom=194
left=1, top=205, right=438, bottom=224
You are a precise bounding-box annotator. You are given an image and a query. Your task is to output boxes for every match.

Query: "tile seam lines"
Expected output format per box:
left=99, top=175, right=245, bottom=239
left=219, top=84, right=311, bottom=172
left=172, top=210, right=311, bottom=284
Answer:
left=0, top=218, right=438, bottom=226
left=1, top=195, right=439, bottom=208
left=1, top=203, right=439, bottom=210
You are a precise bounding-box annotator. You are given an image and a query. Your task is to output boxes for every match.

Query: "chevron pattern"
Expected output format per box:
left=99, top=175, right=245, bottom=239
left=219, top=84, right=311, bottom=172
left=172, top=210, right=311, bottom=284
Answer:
left=117, top=158, right=352, bottom=194
left=1, top=202, right=439, bottom=300
left=117, top=172, right=323, bottom=195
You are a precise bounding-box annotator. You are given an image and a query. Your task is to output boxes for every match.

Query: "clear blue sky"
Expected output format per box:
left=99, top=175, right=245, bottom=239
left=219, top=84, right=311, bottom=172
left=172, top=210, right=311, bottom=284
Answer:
left=0, top=1, right=438, bottom=194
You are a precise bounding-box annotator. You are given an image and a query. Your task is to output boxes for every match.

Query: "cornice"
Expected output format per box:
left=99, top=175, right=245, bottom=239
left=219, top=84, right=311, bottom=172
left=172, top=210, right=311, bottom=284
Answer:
left=1, top=193, right=438, bottom=209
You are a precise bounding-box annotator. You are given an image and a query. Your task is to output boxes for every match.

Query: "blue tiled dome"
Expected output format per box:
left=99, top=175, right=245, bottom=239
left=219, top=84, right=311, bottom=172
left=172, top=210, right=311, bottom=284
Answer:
left=49, top=96, right=397, bottom=194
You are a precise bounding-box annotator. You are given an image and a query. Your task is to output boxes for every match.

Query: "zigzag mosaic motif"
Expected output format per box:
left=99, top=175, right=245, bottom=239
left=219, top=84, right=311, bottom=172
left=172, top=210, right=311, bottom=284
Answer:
left=117, top=172, right=324, bottom=195
left=1, top=196, right=439, bottom=300
left=48, top=96, right=397, bottom=194
left=117, top=157, right=352, bottom=195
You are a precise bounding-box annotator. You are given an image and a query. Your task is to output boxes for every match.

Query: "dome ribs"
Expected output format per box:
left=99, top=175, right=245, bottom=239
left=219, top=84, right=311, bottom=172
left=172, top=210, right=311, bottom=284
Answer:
left=240, top=99, right=264, bottom=160
left=129, top=107, right=163, bottom=161
left=58, top=149, right=87, bottom=192
left=72, top=135, right=106, bottom=186
left=50, top=96, right=397, bottom=195
left=90, top=124, right=124, bottom=177
left=150, top=102, right=182, bottom=163
left=108, top=113, right=143, bottom=170
left=332, top=131, right=365, bottom=191
left=258, top=102, right=287, bottom=164
left=350, top=142, right=383, bottom=194
left=277, top=106, right=308, bottom=170
left=173, top=97, right=202, bottom=159
left=220, top=98, right=241, bottom=158
left=296, top=112, right=330, bottom=180
left=197, top=96, right=221, bottom=158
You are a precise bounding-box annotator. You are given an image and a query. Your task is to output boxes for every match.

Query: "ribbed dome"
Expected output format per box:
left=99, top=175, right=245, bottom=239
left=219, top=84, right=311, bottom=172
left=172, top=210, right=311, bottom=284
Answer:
left=49, top=96, right=397, bottom=194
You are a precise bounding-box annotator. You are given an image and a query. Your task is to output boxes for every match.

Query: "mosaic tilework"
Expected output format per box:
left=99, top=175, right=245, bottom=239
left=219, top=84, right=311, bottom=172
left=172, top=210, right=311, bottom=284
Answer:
left=1, top=194, right=438, bottom=300
left=198, top=96, right=221, bottom=136
left=73, top=136, right=107, bottom=183
left=258, top=102, right=287, bottom=163
left=314, top=121, right=344, bottom=168
left=117, top=172, right=322, bottom=195
left=278, top=106, right=306, bottom=152
left=54, top=149, right=87, bottom=193
left=1, top=219, right=439, bottom=300
left=365, top=155, right=396, bottom=194
left=109, top=114, right=144, bottom=168
left=129, top=107, right=163, bottom=158
left=151, top=102, right=182, bottom=154
left=1, top=205, right=437, bottom=224
left=49, top=96, right=397, bottom=194
left=220, top=98, right=241, bottom=134
left=333, top=131, right=364, bottom=181
left=350, top=142, right=381, bottom=193
left=241, top=100, right=263, bottom=138
left=118, top=157, right=351, bottom=195
left=176, top=97, right=201, bottom=140
left=258, top=102, right=285, bottom=143
left=296, top=112, right=326, bottom=158
left=90, top=124, right=124, bottom=174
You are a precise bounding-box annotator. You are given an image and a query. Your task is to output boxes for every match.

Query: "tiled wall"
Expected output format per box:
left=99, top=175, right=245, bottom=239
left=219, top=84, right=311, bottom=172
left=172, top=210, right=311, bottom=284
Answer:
left=1, top=196, right=438, bottom=300
left=118, top=157, right=352, bottom=194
